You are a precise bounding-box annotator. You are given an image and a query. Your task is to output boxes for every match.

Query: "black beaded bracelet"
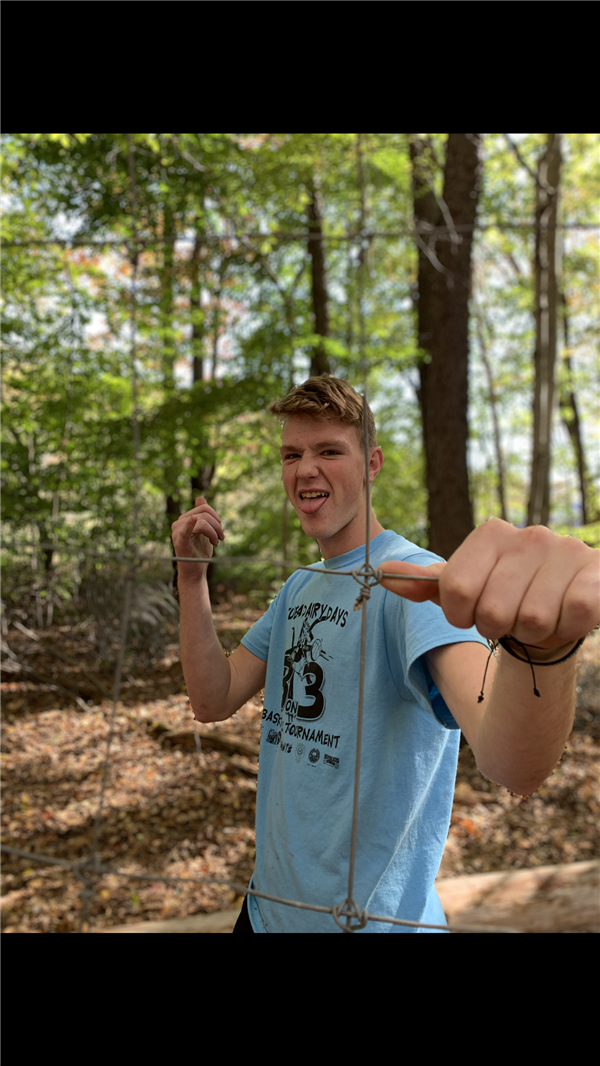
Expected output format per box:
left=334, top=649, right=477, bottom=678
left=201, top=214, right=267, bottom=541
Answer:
left=498, top=635, right=585, bottom=666
left=478, top=634, right=586, bottom=703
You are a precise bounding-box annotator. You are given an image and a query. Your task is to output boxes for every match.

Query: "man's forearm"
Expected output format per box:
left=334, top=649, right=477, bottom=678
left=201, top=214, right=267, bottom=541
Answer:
left=172, top=497, right=266, bottom=723
left=475, top=647, right=578, bottom=796
left=178, top=576, right=233, bottom=723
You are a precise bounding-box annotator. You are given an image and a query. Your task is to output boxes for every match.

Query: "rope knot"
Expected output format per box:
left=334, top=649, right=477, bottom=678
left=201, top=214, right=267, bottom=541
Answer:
left=351, top=564, right=383, bottom=611
left=332, top=897, right=369, bottom=932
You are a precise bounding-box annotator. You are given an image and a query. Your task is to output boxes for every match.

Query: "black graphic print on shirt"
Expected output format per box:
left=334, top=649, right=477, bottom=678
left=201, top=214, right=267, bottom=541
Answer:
left=281, top=600, right=348, bottom=721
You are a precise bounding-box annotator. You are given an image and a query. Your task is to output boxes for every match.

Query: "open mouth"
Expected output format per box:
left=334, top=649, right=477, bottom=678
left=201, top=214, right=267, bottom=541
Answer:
left=298, top=491, right=330, bottom=514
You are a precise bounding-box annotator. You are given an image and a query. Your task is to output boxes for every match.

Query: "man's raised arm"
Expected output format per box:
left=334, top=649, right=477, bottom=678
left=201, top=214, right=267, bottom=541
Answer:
left=172, top=496, right=267, bottom=723
left=381, top=519, right=599, bottom=796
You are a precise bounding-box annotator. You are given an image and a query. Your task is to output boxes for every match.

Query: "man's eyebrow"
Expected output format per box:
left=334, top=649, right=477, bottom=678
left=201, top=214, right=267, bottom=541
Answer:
left=279, top=439, right=348, bottom=454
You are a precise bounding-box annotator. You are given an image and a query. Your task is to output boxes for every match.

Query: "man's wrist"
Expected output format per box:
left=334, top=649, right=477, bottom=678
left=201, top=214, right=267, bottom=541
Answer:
left=499, top=635, right=584, bottom=665
left=177, top=566, right=209, bottom=591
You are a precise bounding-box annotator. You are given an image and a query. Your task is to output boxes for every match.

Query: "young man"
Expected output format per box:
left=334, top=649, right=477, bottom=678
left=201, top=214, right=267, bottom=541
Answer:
left=172, top=376, right=599, bottom=933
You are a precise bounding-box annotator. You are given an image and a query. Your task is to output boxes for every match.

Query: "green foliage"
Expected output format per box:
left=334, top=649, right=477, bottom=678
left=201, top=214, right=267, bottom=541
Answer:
left=471, top=134, right=599, bottom=529
left=2, top=132, right=598, bottom=620
left=555, top=521, right=600, bottom=550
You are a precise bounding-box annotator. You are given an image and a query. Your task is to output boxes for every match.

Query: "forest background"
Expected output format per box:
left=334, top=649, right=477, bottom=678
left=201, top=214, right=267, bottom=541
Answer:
left=1, top=133, right=599, bottom=933
left=2, top=133, right=599, bottom=604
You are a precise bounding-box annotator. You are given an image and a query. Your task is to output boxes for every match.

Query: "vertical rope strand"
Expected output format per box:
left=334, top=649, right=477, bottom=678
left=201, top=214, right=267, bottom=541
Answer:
left=343, top=393, right=372, bottom=930
left=341, top=136, right=371, bottom=930
left=357, top=132, right=368, bottom=392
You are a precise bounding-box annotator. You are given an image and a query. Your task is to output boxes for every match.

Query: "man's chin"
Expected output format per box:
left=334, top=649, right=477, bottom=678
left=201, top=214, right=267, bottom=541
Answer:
left=298, top=512, right=322, bottom=533
left=295, top=512, right=327, bottom=542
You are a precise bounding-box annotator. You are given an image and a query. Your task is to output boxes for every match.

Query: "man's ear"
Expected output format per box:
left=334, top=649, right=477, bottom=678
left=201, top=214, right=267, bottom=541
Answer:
left=369, top=447, right=384, bottom=482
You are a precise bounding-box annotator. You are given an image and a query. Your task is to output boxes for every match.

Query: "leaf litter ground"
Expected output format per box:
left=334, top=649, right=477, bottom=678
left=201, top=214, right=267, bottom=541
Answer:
left=2, top=611, right=598, bottom=934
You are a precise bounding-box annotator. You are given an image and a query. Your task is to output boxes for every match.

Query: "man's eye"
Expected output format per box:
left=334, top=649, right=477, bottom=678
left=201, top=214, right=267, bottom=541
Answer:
left=283, top=453, right=299, bottom=461
left=323, top=450, right=340, bottom=456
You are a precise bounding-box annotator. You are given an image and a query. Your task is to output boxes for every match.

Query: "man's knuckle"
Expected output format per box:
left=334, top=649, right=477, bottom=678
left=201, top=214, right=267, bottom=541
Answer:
left=524, top=524, right=552, bottom=548
left=518, top=608, right=547, bottom=633
left=481, top=516, right=505, bottom=532
left=474, top=516, right=511, bottom=540
left=443, top=574, right=474, bottom=604
left=475, top=604, right=509, bottom=633
left=555, top=622, right=581, bottom=644
left=564, top=534, right=586, bottom=552
left=565, top=595, right=595, bottom=629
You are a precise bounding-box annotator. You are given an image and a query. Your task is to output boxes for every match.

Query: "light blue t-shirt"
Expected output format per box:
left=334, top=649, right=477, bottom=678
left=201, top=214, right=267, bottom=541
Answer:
left=240, top=530, right=488, bottom=933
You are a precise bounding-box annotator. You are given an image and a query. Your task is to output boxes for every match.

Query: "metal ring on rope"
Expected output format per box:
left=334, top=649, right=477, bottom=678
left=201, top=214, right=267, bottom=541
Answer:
left=332, top=897, right=369, bottom=932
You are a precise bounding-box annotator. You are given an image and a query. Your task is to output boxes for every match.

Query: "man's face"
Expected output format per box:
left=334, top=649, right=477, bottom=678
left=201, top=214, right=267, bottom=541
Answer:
left=280, top=414, right=383, bottom=559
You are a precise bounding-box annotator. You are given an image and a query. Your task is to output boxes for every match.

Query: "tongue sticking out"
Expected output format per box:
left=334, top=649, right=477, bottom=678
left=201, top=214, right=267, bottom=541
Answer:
left=299, top=494, right=329, bottom=514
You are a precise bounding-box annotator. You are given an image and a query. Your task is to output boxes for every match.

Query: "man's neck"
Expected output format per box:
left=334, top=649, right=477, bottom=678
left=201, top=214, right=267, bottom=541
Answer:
left=318, top=513, right=385, bottom=560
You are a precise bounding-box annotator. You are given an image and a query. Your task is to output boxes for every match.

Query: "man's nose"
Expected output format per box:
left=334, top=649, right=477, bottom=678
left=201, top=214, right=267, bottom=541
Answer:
left=296, top=452, right=318, bottom=478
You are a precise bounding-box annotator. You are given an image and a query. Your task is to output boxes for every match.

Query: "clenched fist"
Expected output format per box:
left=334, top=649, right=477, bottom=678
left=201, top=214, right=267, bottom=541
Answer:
left=380, top=519, right=600, bottom=651
left=171, top=496, right=225, bottom=582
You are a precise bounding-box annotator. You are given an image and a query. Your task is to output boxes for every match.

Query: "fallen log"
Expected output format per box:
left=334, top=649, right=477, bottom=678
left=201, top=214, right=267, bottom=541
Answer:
left=99, top=861, right=599, bottom=933
left=436, top=859, right=599, bottom=933
left=156, top=726, right=259, bottom=760
left=101, top=908, right=242, bottom=934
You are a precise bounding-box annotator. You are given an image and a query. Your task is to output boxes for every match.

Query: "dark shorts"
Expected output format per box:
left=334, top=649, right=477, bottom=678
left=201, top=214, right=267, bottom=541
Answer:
left=232, top=895, right=254, bottom=933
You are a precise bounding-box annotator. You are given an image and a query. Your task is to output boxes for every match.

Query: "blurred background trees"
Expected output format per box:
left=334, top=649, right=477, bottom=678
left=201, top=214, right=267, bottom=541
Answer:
left=2, top=133, right=598, bottom=629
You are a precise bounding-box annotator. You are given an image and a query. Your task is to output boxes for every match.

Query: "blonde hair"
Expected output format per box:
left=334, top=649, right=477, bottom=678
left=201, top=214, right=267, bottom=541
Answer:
left=270, top=375, right=377, bottom=449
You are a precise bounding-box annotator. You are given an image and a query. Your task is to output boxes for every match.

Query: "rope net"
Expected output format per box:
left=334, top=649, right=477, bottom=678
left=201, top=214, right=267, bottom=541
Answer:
left=1, top=138, right=556, bottom=934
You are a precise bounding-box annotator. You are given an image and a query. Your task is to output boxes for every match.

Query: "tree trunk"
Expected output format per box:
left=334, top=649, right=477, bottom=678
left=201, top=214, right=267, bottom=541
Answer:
left=410, top=134, right=482, bottom=559
left=162, top=201, right=180, bottom=532
left=186, top=221, right=217, bottom=595
left=306, top=176, right=330, bottom=376
left=558, top=290, right=595, bottom=526
left=527, top=134, right=562, bottom=527
left=37, top=520, right=53, bottom=573
left=475, top=305, right=508, bottom=522
left=189, top=226, right=216, bottom=505
left=190, top=224, right=205, bottom=386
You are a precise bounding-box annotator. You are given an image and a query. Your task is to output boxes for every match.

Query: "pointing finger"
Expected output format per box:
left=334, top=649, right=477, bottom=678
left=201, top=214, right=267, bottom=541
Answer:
left=379, top=560, right=443, bottom=605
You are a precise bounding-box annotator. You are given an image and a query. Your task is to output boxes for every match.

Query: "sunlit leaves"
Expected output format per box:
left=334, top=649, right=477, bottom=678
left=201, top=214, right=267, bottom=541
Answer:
left=2, top=132, right=597, bottom=586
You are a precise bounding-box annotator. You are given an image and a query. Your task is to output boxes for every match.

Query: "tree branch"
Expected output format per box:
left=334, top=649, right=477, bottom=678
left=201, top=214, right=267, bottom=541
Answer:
left=503, top=134, right=538, bottom=185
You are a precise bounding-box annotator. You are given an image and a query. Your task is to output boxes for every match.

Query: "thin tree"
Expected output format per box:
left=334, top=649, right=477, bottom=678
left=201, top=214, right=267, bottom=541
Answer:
left=559, top=289, right=597, bottom=525
left=306, top=174, right=331, bottom=376
left=527, top=133, right=562, bottom=527
left=410, top=134, right=482, bottom=559
left=474, top=299, right=508, bottom=522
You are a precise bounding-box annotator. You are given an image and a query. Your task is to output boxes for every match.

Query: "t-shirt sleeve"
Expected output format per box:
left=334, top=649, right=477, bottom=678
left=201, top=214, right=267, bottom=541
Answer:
left=240, top=590, right=279, bottom=662
left=383, top=549, right=490, bottom=729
